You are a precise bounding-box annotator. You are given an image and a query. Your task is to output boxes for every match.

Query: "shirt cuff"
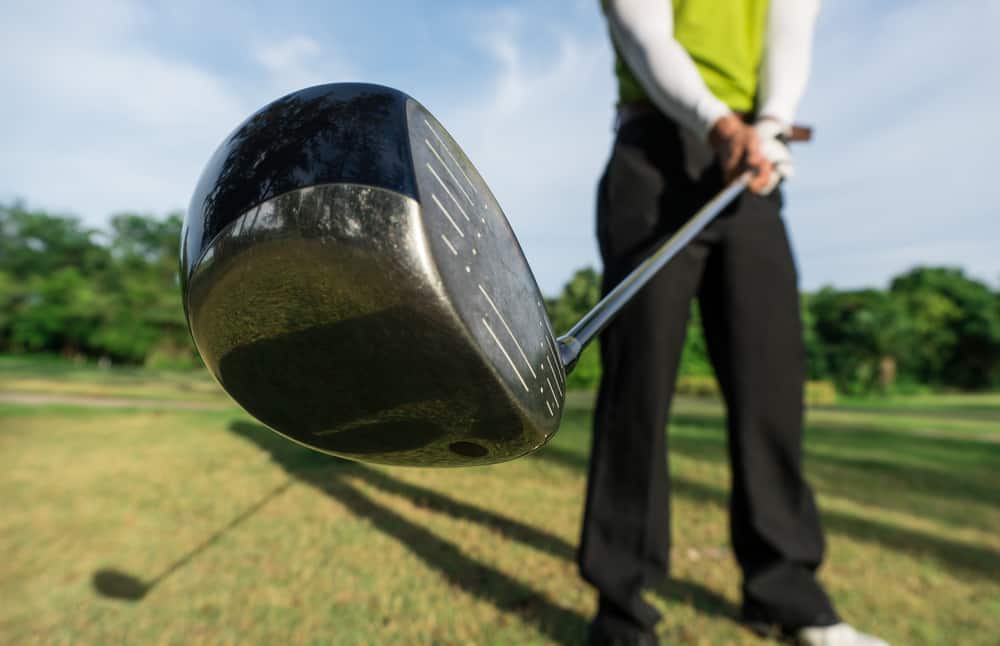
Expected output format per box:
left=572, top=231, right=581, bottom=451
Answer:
left=695, top=96, right=733, bottom=140
left=756, top=99, right=795, bottom=129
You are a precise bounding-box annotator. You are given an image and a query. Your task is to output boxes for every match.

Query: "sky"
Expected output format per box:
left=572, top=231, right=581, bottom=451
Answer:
left=2, top=0, right=998, bottom=296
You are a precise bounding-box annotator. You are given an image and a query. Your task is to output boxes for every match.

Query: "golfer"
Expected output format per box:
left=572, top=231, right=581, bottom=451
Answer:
left=580, top=2, right=888, bottom=644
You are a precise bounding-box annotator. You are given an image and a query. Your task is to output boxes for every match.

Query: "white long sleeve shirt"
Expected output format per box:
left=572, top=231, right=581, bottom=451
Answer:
left=605, top=0, right=821, bottom=137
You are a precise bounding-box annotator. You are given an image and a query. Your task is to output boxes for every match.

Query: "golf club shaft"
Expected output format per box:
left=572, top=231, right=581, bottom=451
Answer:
left=557, top=172, right=751, bottom=371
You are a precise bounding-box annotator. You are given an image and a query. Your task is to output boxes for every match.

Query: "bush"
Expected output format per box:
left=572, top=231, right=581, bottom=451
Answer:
left=804, top=380, right=837, bottom=406
left=673, top=376, right=838, bottom=406
left=565, top=342, right=601, bottom=390
left=676, top=375, right=720, bottom=399
left=143, top=339, right=201, bottom=371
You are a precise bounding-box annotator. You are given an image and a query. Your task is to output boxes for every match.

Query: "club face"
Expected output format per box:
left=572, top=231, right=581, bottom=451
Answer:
left=404, top=100, right=568, bottom=444
left=182, top=83, right=565, bottom=466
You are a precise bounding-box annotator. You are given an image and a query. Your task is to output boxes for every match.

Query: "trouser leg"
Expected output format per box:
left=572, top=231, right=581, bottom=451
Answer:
left=579, top=242, right=707, bottom=630
left=697, top=190, right=838, bottom=628
left=578, top=117, right=710, bottom=630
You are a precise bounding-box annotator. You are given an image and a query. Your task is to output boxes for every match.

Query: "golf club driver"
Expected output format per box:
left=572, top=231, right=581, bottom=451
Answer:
left=181, top=83, right=776, bottom=467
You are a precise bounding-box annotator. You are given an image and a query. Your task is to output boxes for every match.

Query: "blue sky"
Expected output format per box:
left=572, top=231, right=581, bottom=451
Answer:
left=2, top=0, right=997, bottom=296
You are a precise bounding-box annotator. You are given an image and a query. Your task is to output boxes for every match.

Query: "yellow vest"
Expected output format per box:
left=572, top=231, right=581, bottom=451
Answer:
left=609, top=0, right=770, bottom=112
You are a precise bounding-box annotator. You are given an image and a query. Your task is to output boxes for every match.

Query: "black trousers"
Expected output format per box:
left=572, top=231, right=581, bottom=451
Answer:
left=577, top=111, right=839, bottom=631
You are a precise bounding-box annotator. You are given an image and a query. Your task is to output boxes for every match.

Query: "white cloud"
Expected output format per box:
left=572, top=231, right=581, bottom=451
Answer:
left=255, top=35, right=323, bottom=74
left=253, top=35, right=354, bottom=96
left=0, top=0, right=249, bottom=222
left=787, top=0, right=1000, bottom=290
left=434, top=12, right=616, bottom=294
left=0, top=1, right=352, bottom=227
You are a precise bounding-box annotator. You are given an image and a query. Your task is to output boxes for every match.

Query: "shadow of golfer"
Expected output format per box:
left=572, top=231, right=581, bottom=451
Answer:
left=533, top=440, right=1000, bottom=584
left=227, top=420, right=588, bottom=645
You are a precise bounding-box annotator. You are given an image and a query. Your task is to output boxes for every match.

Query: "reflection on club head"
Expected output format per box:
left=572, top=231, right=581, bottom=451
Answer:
left=92, top=568, right=149, bottom=601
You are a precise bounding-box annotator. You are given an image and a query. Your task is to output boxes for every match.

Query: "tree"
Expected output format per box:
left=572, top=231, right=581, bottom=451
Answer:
left=0, top=204, right=196, bottom=365
left=809, top=287, right=903, bottom=394
left=678, top=305, right=713, bottom=377
left=0, top=204, right=109, bottom=356
left=9, top=268, right=103, bottom=355
left=800, top=292, right=829, bottom=380
left=545, top=267, right=603, bottom=389
left=890, top=267, right=1000, bottom=389
left=0, top=202, right=108, bottom=278
left=92, top=212, right=192, bottom=364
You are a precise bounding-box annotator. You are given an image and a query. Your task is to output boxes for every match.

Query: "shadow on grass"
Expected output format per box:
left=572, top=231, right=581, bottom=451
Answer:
left=348, top=463, right=577, bottom=562
left=668, top=412, right=1000, bottom=531
left=653, top=578, right=739, bottom=622
left=534, top=443, right=1000, bottom=583
left=93, top=480, right=293, bottom=601
left=227, top=420, right=588, bottom=645
left=333, top=459, right=739, bottom=624
left=90, top=415, right=748, bottom=632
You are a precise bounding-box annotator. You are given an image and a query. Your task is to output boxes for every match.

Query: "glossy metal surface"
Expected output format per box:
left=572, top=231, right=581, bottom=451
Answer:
left=182, top=84, right=418, bottom=295
left=183, top=84, right=562, bottom=466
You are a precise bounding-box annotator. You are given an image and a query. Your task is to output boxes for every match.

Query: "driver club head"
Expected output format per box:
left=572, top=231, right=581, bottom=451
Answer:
left=182, top=83, right=566, bottom=466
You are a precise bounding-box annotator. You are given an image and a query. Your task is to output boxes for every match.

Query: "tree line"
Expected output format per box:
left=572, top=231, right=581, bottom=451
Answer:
left=547, top=265, right=1000, bottom=395
left=3, top=203, right=998, bottom=394
left=1, top=203, right=192, bottom=368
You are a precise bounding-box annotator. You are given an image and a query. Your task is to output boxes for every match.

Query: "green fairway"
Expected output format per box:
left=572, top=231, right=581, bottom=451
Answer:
left=1, top=360, right=998, bottom=645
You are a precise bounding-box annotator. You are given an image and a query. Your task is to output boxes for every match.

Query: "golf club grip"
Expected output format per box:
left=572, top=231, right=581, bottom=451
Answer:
left=556, top=172, right=751, bottom=371
left=788, top=125, right=812, bottom=142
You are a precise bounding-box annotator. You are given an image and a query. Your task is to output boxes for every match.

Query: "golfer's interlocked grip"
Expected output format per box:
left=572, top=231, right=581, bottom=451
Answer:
left=406, top=101, right=567, bottom=424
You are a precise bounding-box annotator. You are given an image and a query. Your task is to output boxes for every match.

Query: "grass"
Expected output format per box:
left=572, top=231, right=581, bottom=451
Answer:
left=1, top=357, right=998, bottom=644
left=0, top=354, right=226, bottom=402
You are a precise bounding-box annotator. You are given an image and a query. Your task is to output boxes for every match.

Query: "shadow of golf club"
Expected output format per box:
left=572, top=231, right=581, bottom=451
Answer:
left=92, top=480, right=292, bottom=601
left=226, top=420, right=589, bottom=645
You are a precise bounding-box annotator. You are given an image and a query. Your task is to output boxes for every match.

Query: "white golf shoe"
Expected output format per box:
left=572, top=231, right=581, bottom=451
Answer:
left=796, top=622, right=889, bottom=646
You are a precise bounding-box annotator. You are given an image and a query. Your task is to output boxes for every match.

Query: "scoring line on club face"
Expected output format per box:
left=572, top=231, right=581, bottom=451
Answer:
left=544, top=332, right=565, bottom=387
left=482, top=316, right=530, bottom=393
left=424, top=118, right=478, bottom=197
left=440, top=234, right=458, bottom=256
left=478, top=284, right=536, bottom=380
left=425, top=154, right=471, bottom=222
left=544, top=353, right=563, bottom=396
left=430, top=192, right=464, bottom=238
left=423, top=135, right=474, bottom=207
left=420, top=110, right=559, bottom=418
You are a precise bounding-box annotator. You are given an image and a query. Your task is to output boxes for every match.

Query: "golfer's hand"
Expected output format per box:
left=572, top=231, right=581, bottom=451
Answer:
left=708, top=114, right=773, bottom=194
